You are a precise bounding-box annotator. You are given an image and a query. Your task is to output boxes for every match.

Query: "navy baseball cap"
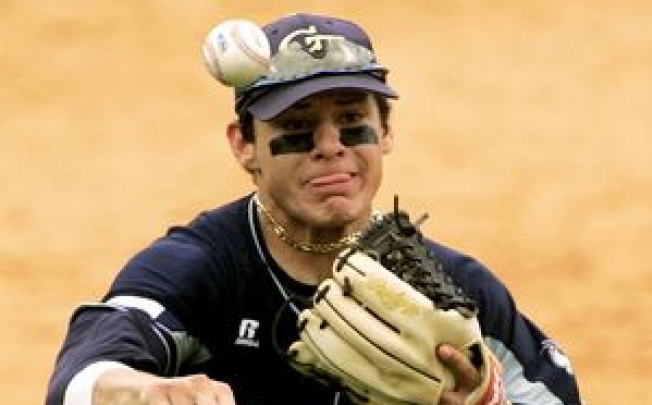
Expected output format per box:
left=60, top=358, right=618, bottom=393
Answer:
left=235, top=13, right=398, bottom=120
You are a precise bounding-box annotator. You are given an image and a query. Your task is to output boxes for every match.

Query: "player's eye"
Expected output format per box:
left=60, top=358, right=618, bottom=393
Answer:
left=269, top=132, right=315, bottom=155
left=339, top=111, right=364, bottom=125
left=280, top=118, right=314, bottom=132
left=340, top=125, right=379, bottom=147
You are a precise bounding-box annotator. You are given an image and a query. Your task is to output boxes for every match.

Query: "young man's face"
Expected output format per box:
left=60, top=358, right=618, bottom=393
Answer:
left=252, top=89, right=394, bottom=229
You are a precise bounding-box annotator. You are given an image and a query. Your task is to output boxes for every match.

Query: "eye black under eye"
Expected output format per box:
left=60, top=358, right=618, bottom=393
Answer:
left=268, top=126, right=380, bottom=156
left=340, top=126, right=379, bottom=147
left=269, top=133, right=315, bottom=155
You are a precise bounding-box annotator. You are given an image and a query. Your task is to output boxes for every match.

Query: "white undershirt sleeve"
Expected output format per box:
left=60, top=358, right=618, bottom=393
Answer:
left=63, top=361, right=131, bottom=405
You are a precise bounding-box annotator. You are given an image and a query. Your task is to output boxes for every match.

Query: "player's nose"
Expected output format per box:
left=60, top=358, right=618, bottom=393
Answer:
left=311, top=122, right=345, bottom=159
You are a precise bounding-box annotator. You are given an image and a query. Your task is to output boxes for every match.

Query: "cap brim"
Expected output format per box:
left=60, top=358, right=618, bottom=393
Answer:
left=247, top=74, right=398, bottom=120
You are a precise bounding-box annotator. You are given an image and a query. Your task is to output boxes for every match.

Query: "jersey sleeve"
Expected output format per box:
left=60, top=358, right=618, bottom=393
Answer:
left=431, top=242, right=583, bottom=405
left=46, top=223, right=228, bottom=405
left=45, top=303, right=174, bottom=405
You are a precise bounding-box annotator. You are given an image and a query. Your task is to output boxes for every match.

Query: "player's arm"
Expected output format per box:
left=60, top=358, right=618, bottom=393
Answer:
left=441, top=250, right=582, bottom=405
left=45, top=299, right=232, bottom=405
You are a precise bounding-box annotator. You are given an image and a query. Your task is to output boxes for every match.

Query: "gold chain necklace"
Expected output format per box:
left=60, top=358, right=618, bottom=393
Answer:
left=253, top=194, right=361, bottom=254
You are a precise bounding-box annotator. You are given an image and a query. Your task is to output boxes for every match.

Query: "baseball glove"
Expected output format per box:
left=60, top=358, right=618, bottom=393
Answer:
left=286, top=197, right=505, bottom=405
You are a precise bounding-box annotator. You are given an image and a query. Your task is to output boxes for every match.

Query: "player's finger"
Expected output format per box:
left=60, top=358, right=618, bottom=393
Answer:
left=166, top=389, right=194, bottom=405
left=209, top=380, right=236, bottom=405
left=139, top=382, right=171, bottom=405
left=195, top=389, right=216, bottom=405
left=184, top=380, right=222, bottom=405
left=437, top=344, right=480, bottom=391
left=437, top=388, right=465, bottom=405
left=184, top=374, right=234, bottom=405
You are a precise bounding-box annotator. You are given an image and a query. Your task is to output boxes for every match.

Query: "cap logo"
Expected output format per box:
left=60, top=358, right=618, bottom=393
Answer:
left=278, top=25, right=345, bottom=59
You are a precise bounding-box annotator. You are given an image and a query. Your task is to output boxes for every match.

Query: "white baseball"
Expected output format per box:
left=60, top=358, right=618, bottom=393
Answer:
left=202, top=19, right=271, bottom=88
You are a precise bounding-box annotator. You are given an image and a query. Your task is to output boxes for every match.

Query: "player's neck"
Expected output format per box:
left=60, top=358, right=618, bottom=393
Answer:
left=253, top=193, right=362, bottom=253
left=253, top=194, right=358, bottom=285
left=260, top=221, right=339, bottom=285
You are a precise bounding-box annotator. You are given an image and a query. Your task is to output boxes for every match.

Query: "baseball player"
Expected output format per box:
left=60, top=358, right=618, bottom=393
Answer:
left=45, top=12, right=583, bottom=405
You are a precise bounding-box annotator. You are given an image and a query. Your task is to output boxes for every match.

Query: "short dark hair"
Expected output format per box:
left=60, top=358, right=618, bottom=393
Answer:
left=238, top=94, right=392, bottom=143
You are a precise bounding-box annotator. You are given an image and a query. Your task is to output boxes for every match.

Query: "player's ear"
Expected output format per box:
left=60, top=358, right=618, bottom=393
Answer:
left=380, top=124, right=395, bottom=155
left=226, top=121, right=259, bottom=175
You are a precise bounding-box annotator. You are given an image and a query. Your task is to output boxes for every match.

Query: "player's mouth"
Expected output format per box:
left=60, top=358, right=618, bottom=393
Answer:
left=307, top=172, right=357, bottom=194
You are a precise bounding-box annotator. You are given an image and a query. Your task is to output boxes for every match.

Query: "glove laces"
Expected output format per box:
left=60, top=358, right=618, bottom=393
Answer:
left=355, top=195, right=478, bottom=317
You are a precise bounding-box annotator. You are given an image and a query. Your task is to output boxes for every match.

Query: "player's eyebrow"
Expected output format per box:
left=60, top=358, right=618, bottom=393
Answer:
left=333, top=91, right=367, bottom=105
left=287, top=100, right=311, bottom=111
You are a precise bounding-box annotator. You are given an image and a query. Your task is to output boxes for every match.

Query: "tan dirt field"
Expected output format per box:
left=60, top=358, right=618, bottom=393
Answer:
left=2, top=2, right=650, bottom=404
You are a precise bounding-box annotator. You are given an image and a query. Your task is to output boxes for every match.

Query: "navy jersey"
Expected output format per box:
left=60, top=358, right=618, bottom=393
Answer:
left=46, top=194, right=582, bottom=405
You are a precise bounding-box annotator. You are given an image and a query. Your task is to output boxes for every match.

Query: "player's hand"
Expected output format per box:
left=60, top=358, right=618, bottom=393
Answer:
left=436, top=344, right=481, bottom=404
left=94, top=368, right=235, bottom=405
left=138, top=374, right=235, bottom=405
left=436, top=344, right=508, bottom=405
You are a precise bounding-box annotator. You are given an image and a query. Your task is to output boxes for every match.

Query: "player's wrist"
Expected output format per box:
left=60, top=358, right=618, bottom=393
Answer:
left=64, top=361, right=132, bottom=405
left=466, top=358, right=506, bottom=405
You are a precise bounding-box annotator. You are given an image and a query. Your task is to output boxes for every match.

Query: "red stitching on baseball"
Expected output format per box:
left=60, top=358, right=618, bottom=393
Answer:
left=230, top=22, right=269, bottom=69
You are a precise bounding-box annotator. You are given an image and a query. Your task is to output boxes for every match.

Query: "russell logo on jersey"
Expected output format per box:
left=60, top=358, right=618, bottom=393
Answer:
left=235, top=318, right=261, bottom=348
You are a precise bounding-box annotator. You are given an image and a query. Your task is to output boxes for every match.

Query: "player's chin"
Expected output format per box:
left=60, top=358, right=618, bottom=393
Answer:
left=318, top=192, right=373, bottom=222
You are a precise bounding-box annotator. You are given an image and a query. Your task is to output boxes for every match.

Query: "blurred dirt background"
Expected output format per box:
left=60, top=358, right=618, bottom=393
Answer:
left=2, top=1, right=650, bottom=404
